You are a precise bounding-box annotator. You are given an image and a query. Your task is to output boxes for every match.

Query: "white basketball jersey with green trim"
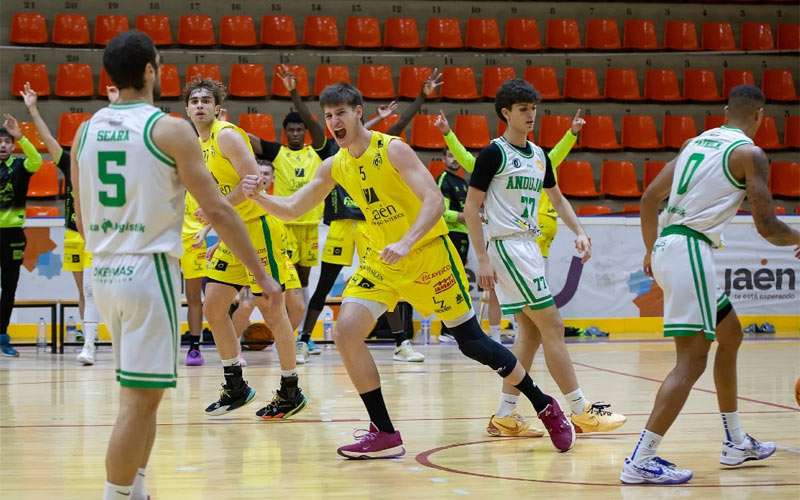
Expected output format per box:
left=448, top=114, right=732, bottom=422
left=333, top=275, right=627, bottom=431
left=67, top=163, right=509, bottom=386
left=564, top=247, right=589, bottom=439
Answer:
left=484, top=137, right=549, bottom=239
left=77, top=102, right=184, bottom=257
left=661, top=126, right=752, bottom=247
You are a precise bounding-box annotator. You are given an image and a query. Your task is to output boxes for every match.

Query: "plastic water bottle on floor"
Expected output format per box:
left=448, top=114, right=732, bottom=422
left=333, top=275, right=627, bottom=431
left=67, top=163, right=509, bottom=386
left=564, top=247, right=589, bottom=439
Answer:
left=66, top=315, right=77, bottom=344
left=323, top=309, right=334, bottom=341
left=420, top=316, right=431, bottom=345
left=36, top=317, right=47, bottom=353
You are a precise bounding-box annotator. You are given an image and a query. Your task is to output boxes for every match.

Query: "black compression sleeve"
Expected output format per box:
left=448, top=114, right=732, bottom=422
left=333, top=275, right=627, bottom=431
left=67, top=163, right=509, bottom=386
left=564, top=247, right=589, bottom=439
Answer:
left=468, top=143, right=502, bottom=192
left=543, top=154, right=556, bottom=188
left=257, top=140, right=282, bottom=162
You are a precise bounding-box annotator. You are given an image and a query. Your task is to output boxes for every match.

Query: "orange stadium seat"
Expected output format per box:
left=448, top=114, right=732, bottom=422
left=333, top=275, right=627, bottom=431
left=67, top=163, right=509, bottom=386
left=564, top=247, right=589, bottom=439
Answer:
left=762, top=69, right=798, bottom=101
left=741, top=22, right=774, bottom=51
left=622, top=115, right=662, bottom=149
left=58, top=112, right=92, bottom=146
left=605, top=68, right=643, bottom=101
left=784, top=115, right=800, bottom=148
left=345, top=16, right=381, bottom=48
left=271, top=64, right=309, bottom=97
left=621, top=204, right=641, bottom=214
left=558, top=161, right=600, bottom=197
left=441, top=67, right=479, bottom=100
left=523, top=66, right=561, bottom=100
left=178, top=15, right=215, bottom=46
left=704, top=114, right=725, bottom=131
left=136, top=14, right=172, bottom=46
left=261, top=15, right=297, bottom=46
left=383, top=17, right=421, bottom=49
left=482, top=66, right=516, bottom=99
left=664, top=20, right=699, bottom=51
left=684, top=69, right=723, bottom=102
left=220, top=16, right=257, bottom=47
left=303, top=16, right=339, bottom=48
left=538, top=115, right=572, bottom=149
left=10, top=12, right=48, bottom=45
left=601, top=160, right=641, bottom=197
left=27, top=161, right=60, bottom=198
left=52, top=13, right=89, bottom=45
left=315, top=65, right=351, bottom=95
left=645, top=69, right=683, bottom=101
left=185, top=64, right=222, bottom=84
left=98, top=67, right=113, bottom=96
left=158, top=64, right=181, bottom=98
left=623, top=19, right=658, bottom=50
left=94, top=15, right=129, bottom=46
left=770, top=161, right=800, bottom=198
left=454, top=115, right=490, bottom=149
left=426, top=18, right=462, bottom=49
left=701, top=22, right=736, bottom=51
left=754, top=116, right=784, bottom=150
left=411, top=115, right=445, bottom=149
left=398, top=66, right=435, bottom=99
left=586, top=18, right=621, bottom=50
left=238, top=113, right=276, bottom=142
left=11, top=63, right=50, bottom=97
left=578, top=205, right=612, bottom=216
left=777, top=23, right=800, bottom=50
left=644, top=160, right=666, bottom=188
left=370, top=114, right=406, bottom=141
left=15, top=122, right=46, bottom=152
left=466, top=18, right=502, bottom=49
left=229, top=64, right=267, bottom=98
left=564, top=67, right=601, bottom=100
left=723, top=69, right=755, bottom=98
left=546, top=19, right=581, bottom=50
left=505, top=18, right=541, bottom=51
left=428, top=159, right=446, bottom=180
left=663, top=115, right=697, bottom=149
left=357, top=65, right=395, bottom=99
left=26, top=206, right=60, bottom=217
left=580, top=115, right=621, bottom=150
left=55, top=63, right=93, bottom=97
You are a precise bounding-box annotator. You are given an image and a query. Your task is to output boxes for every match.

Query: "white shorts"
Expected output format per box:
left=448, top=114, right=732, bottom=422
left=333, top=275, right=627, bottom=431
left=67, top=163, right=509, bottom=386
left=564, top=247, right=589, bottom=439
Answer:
left=93, top=253, right=180, bottom=389
left=488, top=236, right=555, bottom=315
left=652, top=229, right=731, bottom=341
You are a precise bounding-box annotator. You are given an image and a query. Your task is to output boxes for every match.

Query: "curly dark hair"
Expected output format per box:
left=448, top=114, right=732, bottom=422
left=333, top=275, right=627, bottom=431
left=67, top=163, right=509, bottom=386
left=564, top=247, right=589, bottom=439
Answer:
left=494, top=79, right=540, bottom=122
left=103, top=31, right=158, bottom=91
left=183, top=78, right=227, bottom=106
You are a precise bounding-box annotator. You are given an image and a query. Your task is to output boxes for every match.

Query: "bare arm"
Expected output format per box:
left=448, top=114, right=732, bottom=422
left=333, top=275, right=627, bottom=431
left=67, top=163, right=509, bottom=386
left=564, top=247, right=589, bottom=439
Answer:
left=244, top=156, right=336, bottom=220
left=387, top=68, right=443, bottom=136
left=737, top=145, right=800, bottom=246
left=278, top=65, right=326, bottom=148
left=70, top=122, right=85, bottom=236
left=21, top=83, right=62, bottom=160
left=544, top=184, right=591, bottom=262
left=639, top=156, right=677, bottom=275
left=463, top=187, right=489, bottom=259
left=217, top=127, right=260, bottom=206
left=364, top=101, right=398, bottom=130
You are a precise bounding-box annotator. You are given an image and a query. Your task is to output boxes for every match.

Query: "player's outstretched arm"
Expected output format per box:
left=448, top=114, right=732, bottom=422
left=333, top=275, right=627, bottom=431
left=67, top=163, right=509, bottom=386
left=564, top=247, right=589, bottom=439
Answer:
left=243, top=156, right=336, bottom=221
left=737, top=145, right=800, bottom=247
left=21, top=82, right=63, bottom=161
left=154, top=116, right=279, bottom=295
left=544, top=184, right=591, bottom=263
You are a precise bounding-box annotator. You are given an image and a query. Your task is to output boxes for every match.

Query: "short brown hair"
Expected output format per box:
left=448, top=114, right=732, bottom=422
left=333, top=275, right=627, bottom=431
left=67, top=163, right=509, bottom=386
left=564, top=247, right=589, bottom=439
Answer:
left=319, top=83, right=363, bottom=109
left=183, top=78, right=226, bottom=106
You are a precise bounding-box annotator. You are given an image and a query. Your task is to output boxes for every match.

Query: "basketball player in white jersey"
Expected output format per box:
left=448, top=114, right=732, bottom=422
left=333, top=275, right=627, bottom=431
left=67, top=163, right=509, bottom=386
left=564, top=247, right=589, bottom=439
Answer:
left=71, top=31, right=282, bottom=500
left=620, top=85, right=800, bottom=484
left=464, top=79, right=626, bottom=446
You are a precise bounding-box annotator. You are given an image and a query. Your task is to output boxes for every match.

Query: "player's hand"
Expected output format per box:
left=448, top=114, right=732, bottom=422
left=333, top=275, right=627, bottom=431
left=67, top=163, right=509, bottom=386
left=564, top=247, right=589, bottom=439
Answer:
left=423, top=67, right=443, bottom=97
left=206, top=241, right=219, bottom=261
left=434, top=110, right=450, bottom=135
left=477, top=257, right=496, bottom=290
left=192, top=226, right=211, bottom=249
left=277, top=65, right=297, bottom=92
left=380, top=240, right=411, bottom=265
left=241, top=174, right=264, bottom=198
left=194, top=207, right=210, bottom=225
left=217, top=107, right=229, bottom=122
left=377, top=101, right=398, bottom=119
left=571, top=108, right=585, bottom=135
left=106, top=85, right=120, bottom=104
left=2, top=114, right=22, bottom=140
left=575, top=233, right=591, bottom=263
left=254, top=273, right=283, bottom=302
left=20, top=82, right=38, bottom=109
left=642, top=252, right=653, bottom=277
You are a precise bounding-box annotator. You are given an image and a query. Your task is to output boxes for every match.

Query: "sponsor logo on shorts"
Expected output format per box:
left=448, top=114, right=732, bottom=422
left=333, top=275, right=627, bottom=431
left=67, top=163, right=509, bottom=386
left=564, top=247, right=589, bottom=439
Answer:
left=433, top=296, right=451, bottom=313
left=71, top=255, right=81, bottom=263
left=355, top=277, right=375, bottom=289
left=214, top=260, right=228, bottom=271
left=455, top=293, right=464, bottom=304
left=332, top=247, right=343, bottom=256
left=415, top=264, right=452, bottom=285
left=361, top=263, right=384, bottom=281
left=295, top=168, right=305, bottom=177
left=433, top=275, right=456, bottom=294
left=94, top=265, right=135, bottom=283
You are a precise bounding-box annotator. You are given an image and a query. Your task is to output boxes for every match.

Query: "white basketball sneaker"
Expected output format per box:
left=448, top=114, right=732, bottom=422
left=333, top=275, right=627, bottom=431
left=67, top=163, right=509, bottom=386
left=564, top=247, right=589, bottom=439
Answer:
left=720, top=434, right=776, bottom=466
left=77, top=343, right=96, bottom=366
left=620, top=456, right=693, bottom=485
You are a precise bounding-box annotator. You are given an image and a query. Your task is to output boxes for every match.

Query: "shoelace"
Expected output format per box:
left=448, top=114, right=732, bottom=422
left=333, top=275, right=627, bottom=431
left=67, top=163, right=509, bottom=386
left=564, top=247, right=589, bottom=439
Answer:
left=653, top=457, right=677, bottom=469
left=352, top=428, right=378, bottom=443
left=588, top=402, right=613, bottom=416
left=745, top=434, right=760, bottom=448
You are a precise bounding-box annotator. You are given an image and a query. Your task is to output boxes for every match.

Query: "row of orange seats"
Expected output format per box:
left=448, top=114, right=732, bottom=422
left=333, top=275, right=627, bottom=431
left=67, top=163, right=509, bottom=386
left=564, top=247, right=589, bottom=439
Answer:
left=11, top=61, right=798, bottom=103
left=10, top=12, right=800, bottom=51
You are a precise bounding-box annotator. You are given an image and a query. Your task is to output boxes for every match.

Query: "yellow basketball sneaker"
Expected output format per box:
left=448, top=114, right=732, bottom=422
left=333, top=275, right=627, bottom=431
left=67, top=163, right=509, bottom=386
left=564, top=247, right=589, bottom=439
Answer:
left=570, top=402, right=626, bottom=433
left=487, top=412, right=545, bottom=437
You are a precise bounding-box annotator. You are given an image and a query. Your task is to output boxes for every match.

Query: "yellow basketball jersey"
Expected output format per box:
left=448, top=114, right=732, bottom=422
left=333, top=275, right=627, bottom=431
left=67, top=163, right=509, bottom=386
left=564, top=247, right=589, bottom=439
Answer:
left=182, top=191, right=205, bottom=238
left=331, top=131, right=448, bottom=252
left=273, top=145, right=324, bottom=225
left=200, top=120, right=265, bottom=222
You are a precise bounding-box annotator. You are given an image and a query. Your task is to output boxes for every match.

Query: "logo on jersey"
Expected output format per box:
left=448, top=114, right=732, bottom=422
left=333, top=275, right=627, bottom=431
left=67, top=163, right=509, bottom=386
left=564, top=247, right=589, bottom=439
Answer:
left=415, top=264, right=452, bottom=285
left=373, top=153, right=383, bottom=167
left=362, top=187, right=380, bottom=204
left=512, top=158, right=522, bottom=169
left=535, top=158, right=545, bottom=171
left=295, top=168, right=305, bottom=177
left=370, top=204, right=403, bottom=224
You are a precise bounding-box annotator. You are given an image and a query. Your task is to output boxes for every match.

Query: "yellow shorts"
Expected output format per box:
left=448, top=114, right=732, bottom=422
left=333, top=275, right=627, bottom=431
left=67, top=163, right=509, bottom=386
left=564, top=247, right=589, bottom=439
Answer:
left=206, top=215, right=286, bottom=293
left=344, top=235, right=473, bottom=321
left=284, top=258, right=301, bottom=290
left=63, top=229, right=92, bottom=272
left=286, top=224, right=319, bottom=267
left=180, top=236, right=207, bottom=280
left=536, top=215, right=558, bottom=258
left=322, top=219, right=370, bottom=266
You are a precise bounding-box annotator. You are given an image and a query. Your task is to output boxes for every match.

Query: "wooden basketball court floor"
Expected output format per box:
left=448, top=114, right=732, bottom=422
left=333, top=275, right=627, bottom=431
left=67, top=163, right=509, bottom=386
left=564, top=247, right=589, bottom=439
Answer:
left=1, top=336, right=798, bottom=499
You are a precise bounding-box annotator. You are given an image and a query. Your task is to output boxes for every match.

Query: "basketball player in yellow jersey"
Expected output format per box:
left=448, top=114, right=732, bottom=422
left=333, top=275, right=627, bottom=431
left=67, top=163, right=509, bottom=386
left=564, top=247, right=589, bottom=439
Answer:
left=184, top=79, right=308, bottom=419
left=243, top=83, right=573, bottom=458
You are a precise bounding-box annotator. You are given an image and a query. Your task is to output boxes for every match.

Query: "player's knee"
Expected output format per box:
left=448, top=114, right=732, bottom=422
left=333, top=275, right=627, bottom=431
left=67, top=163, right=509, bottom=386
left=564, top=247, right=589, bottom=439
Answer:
left=448, top=317, right=517, bottom=377
left=677, top=350, right=708, bottom=379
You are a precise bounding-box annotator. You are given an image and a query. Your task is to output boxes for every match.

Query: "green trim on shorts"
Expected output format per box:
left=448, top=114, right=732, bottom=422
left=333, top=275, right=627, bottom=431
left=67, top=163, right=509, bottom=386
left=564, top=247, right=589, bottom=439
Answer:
left=663, top=327, right=715, bottom=342
left=441, top=236, right=472, bottom=309
left=716, top=293, right=731, bottom=311
left=259, top=216, right=281, bottom=281
left=117, top=376, right=177, bottom=389
left=117, top=369, right=174, bottom=379
left=529, top=296, right=555, bottom=310
left=691, top=238, right=715, bottom=336
left=660, top=224, right=712, bottom=246
left=159, top=253, right=179, bottom=378
left=154, top=254, right=179, bottom=378
left=501, top=304, right=526, bottom=314
left=495, top=240, right=538, bottom=304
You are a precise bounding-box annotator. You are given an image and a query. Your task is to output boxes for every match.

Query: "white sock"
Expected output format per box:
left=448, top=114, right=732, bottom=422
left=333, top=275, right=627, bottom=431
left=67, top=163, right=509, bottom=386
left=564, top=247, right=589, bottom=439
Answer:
left=83, top=322, right=98, bottom=346
left=221, top=357, right=240, bottom=367
left=103, top=481, right=132, bottom=500
left=721, top=411, right=745, bottom=444
left=495, top=392, right=519, bottom=418
left=630, top=429, right=662, bottom=465
left=489, top=324, right=501, bottom=341
left=131, top=468, right=148, bottom=500
left=565, top=387, right=587, bottom=415
left=281, top=369, right=298, bottom=378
